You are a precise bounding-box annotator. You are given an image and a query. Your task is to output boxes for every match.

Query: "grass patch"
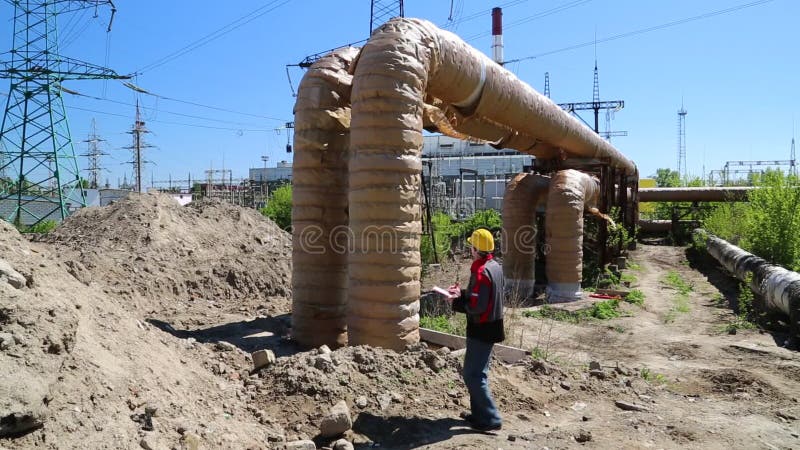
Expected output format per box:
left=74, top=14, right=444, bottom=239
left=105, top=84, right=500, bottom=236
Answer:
left=627, top=261, right=642, bottom=271
left=530, top=346, right=549, bottom=360
left=419, top=314, right=467, bottom=336
left=663, top=271, right=693, bottom=295
left=625, top=289, right=646, bottom=306
left=620, top=273, right=638, bottom=284
left=523, top=299, right=623, bottom=323
left=662, top=271, right=693, bottom=323
left=722, top=317, right=758, bottom=334
left=640, top=367, right=668, bottom=384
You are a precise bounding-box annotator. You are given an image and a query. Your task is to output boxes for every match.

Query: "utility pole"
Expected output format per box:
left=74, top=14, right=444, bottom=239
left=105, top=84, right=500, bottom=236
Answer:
left=81, top=119, right=107, bottom=189
left=124, top=102, right=153, bottom=193
left=0, top=0, right=128, bottom=226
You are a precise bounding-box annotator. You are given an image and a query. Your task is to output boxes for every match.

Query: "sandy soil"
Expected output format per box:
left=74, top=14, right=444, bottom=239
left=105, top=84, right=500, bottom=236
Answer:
left=2, top=195, right=799, bottom=449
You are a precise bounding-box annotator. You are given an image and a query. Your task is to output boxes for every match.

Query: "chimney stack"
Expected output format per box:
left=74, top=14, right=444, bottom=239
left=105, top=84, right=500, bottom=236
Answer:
left=492, top=7, right=503, bottom=65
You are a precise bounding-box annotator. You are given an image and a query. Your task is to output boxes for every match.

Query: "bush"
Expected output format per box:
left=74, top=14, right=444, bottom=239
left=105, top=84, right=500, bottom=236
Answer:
left=421, top=210, right=503, bottom=265
left=625, top=289, right=646, bottom=306
left=19, top=220, right=58, bottom=234
left=260, top=184, right=292, bottom=230
left=421, top=212, right=456, bottom=264
left=704, top=170, right=800, bottom=270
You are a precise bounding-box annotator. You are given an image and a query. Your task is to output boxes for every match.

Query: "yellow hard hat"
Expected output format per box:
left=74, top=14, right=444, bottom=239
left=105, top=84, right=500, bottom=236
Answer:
left=467, top=228, right=494, bottom=252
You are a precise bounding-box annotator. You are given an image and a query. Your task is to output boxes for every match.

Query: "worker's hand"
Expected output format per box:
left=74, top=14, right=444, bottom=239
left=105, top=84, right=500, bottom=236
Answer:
left=447, top=283, right=460, bottom=298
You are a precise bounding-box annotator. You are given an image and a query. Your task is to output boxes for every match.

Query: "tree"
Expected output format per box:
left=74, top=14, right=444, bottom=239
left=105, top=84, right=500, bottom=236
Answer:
left=260, top=184, right=292, bottom=230
left=653, top=168, right=681, bottom=187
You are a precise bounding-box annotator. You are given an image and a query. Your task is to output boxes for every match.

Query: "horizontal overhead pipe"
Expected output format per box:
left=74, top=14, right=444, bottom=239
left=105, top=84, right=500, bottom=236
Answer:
left=694, top=229, right=800, bottom=330
left=639, top=187, right=754, bottom=202
left=638, top=219, right=701, bottom=233
left=383, top=18, right=637, bottom=174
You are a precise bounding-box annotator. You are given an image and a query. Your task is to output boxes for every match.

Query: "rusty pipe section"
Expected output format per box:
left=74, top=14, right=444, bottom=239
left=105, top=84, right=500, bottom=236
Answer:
left=545, top=170, right=600, bottom=303
left=638, top=219, right=701, bottom=233
left=694, top=229, right=800, bottom=329
left=639, top=187, right=754, bottom=202
left=291, top=48, right=359, bottom=348
left=502, top=173, right=550, bottom=300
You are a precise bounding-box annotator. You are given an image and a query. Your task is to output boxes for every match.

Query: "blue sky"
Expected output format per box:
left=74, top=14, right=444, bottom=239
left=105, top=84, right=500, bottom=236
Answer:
left=1, top=0, right=797, bottom=187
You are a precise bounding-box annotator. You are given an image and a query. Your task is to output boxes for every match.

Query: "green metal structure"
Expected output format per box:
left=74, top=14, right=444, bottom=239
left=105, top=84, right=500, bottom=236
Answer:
left=0, top=0, right=126, bottom=227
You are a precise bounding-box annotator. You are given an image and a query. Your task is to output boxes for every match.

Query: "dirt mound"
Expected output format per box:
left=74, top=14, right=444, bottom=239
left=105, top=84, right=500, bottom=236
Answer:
left=2, top=218, right=283, bottom=448
left=37, top=193, right=292, bottom=316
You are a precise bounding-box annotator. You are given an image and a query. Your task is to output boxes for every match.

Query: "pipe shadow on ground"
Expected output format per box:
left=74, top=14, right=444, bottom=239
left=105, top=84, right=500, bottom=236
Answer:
left=685, top=247, right=794, bottom=348
left=146, top=314, right=302, bottom=357
left=348, top=413, right=479, bottom=449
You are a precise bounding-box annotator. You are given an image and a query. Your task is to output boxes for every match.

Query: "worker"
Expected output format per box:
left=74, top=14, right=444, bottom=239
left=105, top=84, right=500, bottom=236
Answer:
left=447, top=228, right=505, bottom=431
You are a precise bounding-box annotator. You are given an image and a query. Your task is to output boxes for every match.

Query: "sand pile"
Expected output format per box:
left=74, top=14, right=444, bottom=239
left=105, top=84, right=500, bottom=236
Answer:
left=37, top=193, right=292, bottom=316
left=1, top=219, right=284, bottom=449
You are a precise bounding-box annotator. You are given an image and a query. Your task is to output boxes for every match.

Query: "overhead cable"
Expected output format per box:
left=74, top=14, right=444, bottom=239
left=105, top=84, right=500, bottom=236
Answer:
left=135, top=0, right=292, bottom=74
left=503, top=0, right=777, bottom=65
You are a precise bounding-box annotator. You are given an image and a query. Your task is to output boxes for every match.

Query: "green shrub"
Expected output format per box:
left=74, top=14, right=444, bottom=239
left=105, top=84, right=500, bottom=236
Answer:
left=20, top=220, right=58, bottom=234
left=625, top=289, right=646, bottom=306
left=419, top=314, right=466, bottom=336
left=421, top=210, right=503, bottom=265
left=421, top=212, right=456, bottom=264
left=704, top=170, right=800, bottom=270
left=260, top=184, right=292, bottom=230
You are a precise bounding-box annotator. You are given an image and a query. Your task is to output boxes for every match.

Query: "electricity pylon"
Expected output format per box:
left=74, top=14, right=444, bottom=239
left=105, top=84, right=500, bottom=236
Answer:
left=0, top=1, right=128, bottom=226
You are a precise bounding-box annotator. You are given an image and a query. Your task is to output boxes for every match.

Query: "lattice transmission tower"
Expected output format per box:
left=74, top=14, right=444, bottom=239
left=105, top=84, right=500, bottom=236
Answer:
left=81, top=119, right=107, bottom=189
left=0, top=1, right=127, bottom=226
left=370, top=0, right=404, bottom=34
left=677, top=104, right=688, bottom=183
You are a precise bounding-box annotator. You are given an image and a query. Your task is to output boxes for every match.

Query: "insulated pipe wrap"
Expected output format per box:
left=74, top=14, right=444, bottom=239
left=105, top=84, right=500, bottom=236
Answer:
left=502, top=173, right=549, bottom=299
left=348, top=21, right=430, bottom=350
left=291, top=48, right=359, bottom=348
left=694, top=229, right=800, bottom=318
left=347, top=17, right=636, bottom=348
left=546, top=170, right=600, bottom=302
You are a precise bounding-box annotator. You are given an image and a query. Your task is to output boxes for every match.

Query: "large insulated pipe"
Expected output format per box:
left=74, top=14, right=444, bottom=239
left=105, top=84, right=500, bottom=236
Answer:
left=291, top=48, right=359, bottom=348
left=694, top=229, right=800, bottom=331
left=545, top=170, right=600, bottom=303
left=348, top=18, right=635, bottom=349
left=639, top=187, right=754, bottom=202
left=502, top=173, right=549, bottom=300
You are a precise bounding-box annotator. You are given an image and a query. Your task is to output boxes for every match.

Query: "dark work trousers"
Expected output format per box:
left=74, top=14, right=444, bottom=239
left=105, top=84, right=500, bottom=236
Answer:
left=463, top=337, right=502, bottom=427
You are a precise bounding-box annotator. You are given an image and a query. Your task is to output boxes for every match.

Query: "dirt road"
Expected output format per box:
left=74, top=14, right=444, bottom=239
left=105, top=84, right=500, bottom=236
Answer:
left=414, top=243, right=800, bottom=449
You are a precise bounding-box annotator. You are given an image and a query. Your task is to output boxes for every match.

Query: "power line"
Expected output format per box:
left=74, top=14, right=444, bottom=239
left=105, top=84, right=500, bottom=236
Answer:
left=3, top=87, right=289, bottom=123
left=68, top=105, right=273, bottom=132
left=443, top=0, right=528, bottom=29
left=504, top=0, right=777, bottom=65
left=150, top=92, right=289, bottom=122
left=464, top=0, right=593, bottom=41
left=135, top=0, right=292, bottom=74
left=65, top=91, right=267, bottom=127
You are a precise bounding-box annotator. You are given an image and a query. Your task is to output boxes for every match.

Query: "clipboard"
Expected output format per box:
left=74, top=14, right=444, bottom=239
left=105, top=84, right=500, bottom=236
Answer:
left=432, top=286, right=458, bottom=299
